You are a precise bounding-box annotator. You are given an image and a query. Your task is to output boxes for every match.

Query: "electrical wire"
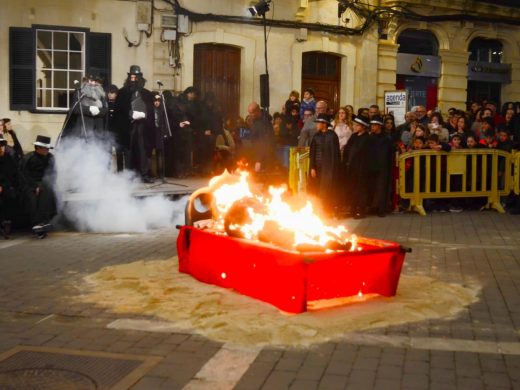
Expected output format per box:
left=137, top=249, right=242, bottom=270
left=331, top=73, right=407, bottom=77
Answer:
left=163, top=0, right=520, bottom=38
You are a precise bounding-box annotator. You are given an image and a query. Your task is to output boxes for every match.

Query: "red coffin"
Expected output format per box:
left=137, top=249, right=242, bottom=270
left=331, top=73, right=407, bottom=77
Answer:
left=177, top=226, right=406, bottom=313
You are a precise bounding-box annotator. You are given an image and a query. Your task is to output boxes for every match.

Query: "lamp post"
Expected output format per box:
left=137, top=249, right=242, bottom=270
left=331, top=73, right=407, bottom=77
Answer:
left=249, top=0, right=271, bottom=114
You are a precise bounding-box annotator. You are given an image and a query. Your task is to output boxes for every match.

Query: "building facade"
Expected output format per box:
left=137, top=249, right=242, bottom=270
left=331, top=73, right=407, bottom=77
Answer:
left=1, top=0, right=520, bottom=149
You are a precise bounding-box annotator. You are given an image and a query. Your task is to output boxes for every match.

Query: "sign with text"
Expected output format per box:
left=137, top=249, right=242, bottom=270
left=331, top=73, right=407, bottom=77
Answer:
left=384, top=90, right=408, bottom=126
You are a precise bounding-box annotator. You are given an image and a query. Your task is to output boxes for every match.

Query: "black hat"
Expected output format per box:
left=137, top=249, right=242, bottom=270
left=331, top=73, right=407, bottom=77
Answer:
left=128, top=65, right=143, bottom=76
left=86, top=72, right=103, bottom=83
left=354, top=114, right=370, bottom=127
left=314, top=113, right=331, bottom=126
left=370, top=116, right=384, bottom=126
left=0, top=134, right=7, bottom=145
left=33, top=135, right=53, bottom=149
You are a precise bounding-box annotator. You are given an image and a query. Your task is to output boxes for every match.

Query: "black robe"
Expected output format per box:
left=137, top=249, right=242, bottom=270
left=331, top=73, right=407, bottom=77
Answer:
left=308, top=129, right=341, bottom=212
left=367, top=132, right=393, bottom=214
left=0, top=152, right=21, bottom=221
left=343, top=130, right=370, bottom=213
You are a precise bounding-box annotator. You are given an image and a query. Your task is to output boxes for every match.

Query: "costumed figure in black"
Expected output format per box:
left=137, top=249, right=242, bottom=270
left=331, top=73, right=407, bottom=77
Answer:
left=115, top=65, right=154, bottom=182
left=106, top=84, right=127, bottom=171
left=247, top=102, right=276, bottom=173
left=2, top=118, right=24, bottom=162
left=343, top=114, right=371, bottom=219
left=367, top=116, right=393, bottom=217
left=308, top=114, right=341, bottom=217
left=20, top=135, right=56, bottom=237
left=0, top=134, right=21, bottom=239
left=59, top=73, right=108, bottom=144
left=149, top=93, right=171, bottom=181
left=172, top=87, right=199, bottom=178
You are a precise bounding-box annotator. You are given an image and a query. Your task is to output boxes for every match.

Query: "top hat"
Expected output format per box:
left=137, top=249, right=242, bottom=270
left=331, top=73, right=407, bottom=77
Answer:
left=314, top=113, right=331, bottom=126
left=370, top=116, right=384, bottom=126
left=354, top=114, right=370, bottom=127
left=128, top=65, right=143, bottom=76
left=0, top=134, right=7, bottom=145
left=33, top=135, right=53, bottom=149
left=86, top=71, right=103, bottom=83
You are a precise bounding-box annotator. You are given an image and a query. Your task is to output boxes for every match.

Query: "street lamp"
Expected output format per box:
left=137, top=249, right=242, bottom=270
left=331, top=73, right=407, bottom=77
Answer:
left=248, top=0, right=271, bottom=17
left=248, top=0, right=272, bottom=112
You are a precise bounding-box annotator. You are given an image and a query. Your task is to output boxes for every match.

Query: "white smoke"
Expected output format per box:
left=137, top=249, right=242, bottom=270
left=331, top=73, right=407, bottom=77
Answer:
left=54, top=137, right=186, bottom=233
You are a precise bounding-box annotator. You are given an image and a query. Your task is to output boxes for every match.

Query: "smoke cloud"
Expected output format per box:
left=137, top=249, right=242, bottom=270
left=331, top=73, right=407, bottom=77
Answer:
left=54, top=137, right=186, bottom=233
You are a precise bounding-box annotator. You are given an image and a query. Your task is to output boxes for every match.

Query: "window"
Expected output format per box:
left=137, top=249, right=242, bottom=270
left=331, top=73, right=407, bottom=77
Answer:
left=469, top=38, right=503, bottom=64
left=397, top=29, right=438, bottom=56
left=36, top=29, right=86, bottom=110
left=10, top=26, right=111, bottom=112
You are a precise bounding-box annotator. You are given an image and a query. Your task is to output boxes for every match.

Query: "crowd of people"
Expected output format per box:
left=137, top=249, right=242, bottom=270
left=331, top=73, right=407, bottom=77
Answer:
left=291, top=89, right=520, bottom=218
left=2, top=65, right=520, bottom=238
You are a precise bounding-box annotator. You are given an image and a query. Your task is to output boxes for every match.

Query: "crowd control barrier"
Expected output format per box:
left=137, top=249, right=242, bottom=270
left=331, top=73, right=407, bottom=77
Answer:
left=513, top=151, right=520, bottom=196
left=288, top=147, right=310, bottom=194
left=398, top=149, right=512, bottom=216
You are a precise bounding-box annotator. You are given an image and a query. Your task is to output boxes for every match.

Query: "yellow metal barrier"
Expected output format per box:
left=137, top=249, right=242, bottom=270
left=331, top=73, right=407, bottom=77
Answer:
left=288, top=147, right=310, bottom=194
left=398, top=149, right=512, bottom=216
left=513, top=151, right=520, bottom=196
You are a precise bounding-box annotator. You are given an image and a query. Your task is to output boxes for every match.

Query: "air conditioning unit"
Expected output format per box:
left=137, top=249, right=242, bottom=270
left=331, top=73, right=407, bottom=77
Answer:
left=161, top=14, right=177, bottom=29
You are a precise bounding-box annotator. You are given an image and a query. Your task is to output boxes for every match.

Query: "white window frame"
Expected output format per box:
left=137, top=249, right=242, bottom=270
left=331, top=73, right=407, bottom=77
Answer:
left=35, top=28, right=86, bottom=111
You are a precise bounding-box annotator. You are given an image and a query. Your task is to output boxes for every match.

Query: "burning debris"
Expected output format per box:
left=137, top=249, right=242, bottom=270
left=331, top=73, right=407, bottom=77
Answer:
left=189, top=170, right=356, bottom=252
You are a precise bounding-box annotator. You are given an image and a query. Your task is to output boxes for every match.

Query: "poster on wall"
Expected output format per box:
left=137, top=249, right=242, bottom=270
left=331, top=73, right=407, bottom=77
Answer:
left=384, top=90, right=408, bottom=126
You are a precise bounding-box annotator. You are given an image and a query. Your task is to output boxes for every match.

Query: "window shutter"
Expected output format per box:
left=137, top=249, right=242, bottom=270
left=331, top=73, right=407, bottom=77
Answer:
left=87, top=32, right=112, bottom=86
left=10, top=27, right=35, bottom=111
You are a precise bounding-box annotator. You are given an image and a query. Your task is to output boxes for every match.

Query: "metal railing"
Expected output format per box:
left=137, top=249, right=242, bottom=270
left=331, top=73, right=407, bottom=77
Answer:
left=398, top=149, right=512, bottom=215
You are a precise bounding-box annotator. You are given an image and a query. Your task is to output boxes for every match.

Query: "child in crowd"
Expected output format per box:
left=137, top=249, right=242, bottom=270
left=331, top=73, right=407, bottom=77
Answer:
left=284, top=90, right=300, bottom=120
left=465, top=135, right=480, bottom=149
left=479, top=128, right=497, bottom=148
left=299, top=88, right=316, bottom=121
left=427, top=133, right=451, bottom=152
left=450, top=134, right=464, bottom=150
left=497, top=129, right=513, bottom=153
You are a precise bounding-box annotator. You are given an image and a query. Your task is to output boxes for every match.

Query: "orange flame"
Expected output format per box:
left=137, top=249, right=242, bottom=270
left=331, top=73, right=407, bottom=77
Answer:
left=201, top=170, right=357, bottom=252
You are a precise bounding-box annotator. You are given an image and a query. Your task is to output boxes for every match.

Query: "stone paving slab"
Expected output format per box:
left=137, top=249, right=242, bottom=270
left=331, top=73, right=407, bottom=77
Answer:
left=0, top=211, right=520, bottom=388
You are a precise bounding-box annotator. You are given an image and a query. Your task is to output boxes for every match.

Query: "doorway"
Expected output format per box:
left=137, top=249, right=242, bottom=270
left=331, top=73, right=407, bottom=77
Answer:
left=194, top=43, right=241, bottom=121
left=301, top=52, right=341, bottom=113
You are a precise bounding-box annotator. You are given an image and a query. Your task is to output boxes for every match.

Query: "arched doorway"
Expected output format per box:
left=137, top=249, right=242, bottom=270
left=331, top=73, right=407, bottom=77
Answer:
left=301, top=52, right=341, bottom=113
left=193, top=44, right=241, bottom=121
left=467, top=38, right=508, bottom=107
left=396, top=29, right=440, bottom=111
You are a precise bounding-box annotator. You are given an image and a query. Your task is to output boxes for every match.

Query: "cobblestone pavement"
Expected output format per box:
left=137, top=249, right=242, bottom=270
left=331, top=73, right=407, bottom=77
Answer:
left=1, top=211, right=519, bottom=389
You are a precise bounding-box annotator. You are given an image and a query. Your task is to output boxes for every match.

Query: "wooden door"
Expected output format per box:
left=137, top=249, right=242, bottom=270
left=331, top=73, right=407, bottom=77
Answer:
left=194, top=43, right=241, bottom=121
left=302, top=52, right=341, bottom=113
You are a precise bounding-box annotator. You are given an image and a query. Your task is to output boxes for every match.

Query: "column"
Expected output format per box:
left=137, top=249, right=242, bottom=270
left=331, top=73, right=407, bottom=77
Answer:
left=376, top=40, right=399, bottom=111
left=437, top=49, right=469, bottom=113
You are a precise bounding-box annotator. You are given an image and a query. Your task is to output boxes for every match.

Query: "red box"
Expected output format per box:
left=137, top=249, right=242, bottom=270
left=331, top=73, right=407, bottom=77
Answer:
left=177, top=226, right=406, bottom=313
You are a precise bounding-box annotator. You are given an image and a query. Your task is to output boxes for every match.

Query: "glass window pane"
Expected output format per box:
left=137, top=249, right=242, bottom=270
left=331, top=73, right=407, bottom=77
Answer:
left=69, top=52, right=82, bottom=70
left=37, top=70, right=53, bottom=89
left=37, top=30, right=52, bottom=49
left=54, top=90, right=68, bottom=108
left=70, top=33, right=84, bottom=51
left=37, top=50, right=53, bottom=69
left=54, top=71, right=68, bottom=89
left=37, top=89, right=52, bottom=108
left=54, top=31, right=68, bottom=50
left=54, top=52, right=68, bottom=69
left=69, top=72, right=83, bottom=88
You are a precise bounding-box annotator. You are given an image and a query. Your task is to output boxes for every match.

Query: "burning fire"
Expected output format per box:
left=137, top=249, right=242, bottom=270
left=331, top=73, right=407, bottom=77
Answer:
left=195, top=170, right=357, bottom=252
